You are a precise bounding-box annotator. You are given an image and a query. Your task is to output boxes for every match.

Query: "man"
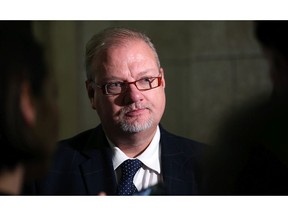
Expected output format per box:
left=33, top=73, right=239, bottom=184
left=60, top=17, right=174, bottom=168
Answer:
left=0, top=21, right=59, bottom=195
left=23, top=27, right=205, bottom=195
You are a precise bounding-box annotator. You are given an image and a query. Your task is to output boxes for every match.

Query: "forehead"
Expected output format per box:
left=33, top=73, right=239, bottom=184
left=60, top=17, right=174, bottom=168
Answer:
left=107, top=39, right=154, bottom=59
left=93, top=40, right=158, bottom=78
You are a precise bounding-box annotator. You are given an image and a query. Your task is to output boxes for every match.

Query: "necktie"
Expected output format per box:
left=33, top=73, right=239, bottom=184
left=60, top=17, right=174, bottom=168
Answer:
left=117, top=159, right=142, bottom=195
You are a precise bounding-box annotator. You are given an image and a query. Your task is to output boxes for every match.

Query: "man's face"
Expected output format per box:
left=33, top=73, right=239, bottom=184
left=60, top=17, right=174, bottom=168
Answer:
left=90, top=40, right=166, bottom=136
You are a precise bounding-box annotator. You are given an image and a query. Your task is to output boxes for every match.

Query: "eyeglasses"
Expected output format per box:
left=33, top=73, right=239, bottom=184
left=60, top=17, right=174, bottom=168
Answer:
left=92, top=74, right=162, bottom=95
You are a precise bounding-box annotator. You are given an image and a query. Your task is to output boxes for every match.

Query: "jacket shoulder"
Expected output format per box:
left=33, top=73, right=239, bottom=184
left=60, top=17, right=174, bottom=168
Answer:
left=160, top=126, right=205, bottom=146
left=58, top=126, right=103, bottom=151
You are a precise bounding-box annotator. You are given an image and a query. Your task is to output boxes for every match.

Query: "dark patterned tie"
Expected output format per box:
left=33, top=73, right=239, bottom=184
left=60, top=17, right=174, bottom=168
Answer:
left=117, top=159, right=142, bottom=195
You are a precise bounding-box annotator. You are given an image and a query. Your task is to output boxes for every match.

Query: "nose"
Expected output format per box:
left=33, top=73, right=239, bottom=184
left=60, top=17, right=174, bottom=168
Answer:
left=123, top=82, right=143, bottom=104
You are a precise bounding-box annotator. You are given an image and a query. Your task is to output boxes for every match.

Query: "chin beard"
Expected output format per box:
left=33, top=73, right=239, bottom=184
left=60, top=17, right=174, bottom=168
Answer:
left=119, top=117, right=153, bottom=133
left=118, top=102, right=154, bottom=133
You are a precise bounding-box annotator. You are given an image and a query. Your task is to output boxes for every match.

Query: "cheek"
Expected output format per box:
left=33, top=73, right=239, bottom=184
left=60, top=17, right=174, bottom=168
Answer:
left=151, top=90, right=166, bottom=118
left=95, top=96, right=120, bottom=118
left=151, top=89, right=166, bottom=106
left=158, top=94, right=166, bottom=114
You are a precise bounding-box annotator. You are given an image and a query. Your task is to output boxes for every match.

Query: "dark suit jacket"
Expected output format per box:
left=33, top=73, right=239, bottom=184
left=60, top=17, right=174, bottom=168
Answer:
left=22, top=124, right=206, bottom=195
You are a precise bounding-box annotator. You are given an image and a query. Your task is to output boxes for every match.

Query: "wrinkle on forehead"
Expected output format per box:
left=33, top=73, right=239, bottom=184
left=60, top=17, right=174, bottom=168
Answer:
left=96, top=40, right=159, bottom=82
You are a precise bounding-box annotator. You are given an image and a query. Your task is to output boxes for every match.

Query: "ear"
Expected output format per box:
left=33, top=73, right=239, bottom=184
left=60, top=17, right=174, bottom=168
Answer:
left=85, top=80, right=97, bottom=110
left=85, top=80, right=95, bottom=98
left=160, top=68, right=165, bottom=88
left=20, top=81, right=36, bottom=126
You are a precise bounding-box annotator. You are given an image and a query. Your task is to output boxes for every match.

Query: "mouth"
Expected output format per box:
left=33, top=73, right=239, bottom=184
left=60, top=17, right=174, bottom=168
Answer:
left=125, top=108, right=147, bottom=117
left=122, top=103, right=149, bottom=117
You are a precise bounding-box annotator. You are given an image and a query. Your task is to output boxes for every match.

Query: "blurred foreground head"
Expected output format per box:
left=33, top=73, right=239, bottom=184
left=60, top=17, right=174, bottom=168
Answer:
left=0, top=21, right=59, bottom=182
left=255, top=20, right=288, bottom=99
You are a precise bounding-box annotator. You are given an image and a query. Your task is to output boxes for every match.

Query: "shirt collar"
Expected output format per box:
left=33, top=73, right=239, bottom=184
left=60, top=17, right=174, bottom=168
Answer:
left=108, top=126, right=161, bottom=174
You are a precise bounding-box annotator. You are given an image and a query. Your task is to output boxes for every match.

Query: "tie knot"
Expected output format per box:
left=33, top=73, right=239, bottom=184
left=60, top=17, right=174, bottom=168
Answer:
left=121, top=159, right=142, bottom=178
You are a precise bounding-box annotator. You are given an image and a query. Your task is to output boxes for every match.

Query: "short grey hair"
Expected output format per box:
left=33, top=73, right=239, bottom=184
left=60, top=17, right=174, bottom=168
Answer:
left=85, top=27, right=161, bottom=81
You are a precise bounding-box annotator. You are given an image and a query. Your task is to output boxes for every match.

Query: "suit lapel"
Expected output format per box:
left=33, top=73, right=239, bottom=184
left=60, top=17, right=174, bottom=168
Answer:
left=161, top=146, right=186, bottom=193
left=160, top=127, right=193, bottom=194
left=79, top=125, right=117, bottom=195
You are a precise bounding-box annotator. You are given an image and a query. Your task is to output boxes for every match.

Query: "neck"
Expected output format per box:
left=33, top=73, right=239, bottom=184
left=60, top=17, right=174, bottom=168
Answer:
left=0, top=164, right=24, bottom=195
left=106, top=126, right=157, bottom=158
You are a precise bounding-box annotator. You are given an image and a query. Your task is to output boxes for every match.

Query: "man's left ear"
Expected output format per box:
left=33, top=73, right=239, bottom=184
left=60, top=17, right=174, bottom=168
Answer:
left=20, top=81, right=36, bottom=126
left=160, top=68, right=165, bottom=88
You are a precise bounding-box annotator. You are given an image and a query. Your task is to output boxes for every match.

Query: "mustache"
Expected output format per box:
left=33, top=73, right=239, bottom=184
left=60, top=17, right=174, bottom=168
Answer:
left=121, top=103, right=149, bottom=114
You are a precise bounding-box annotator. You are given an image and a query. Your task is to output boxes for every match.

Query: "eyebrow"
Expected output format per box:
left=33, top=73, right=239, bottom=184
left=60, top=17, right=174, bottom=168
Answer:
left=101, top=69, right=158, bottom=83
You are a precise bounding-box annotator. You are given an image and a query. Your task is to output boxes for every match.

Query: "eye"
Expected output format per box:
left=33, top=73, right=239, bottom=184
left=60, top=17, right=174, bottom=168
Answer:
left=141, top=77, right=154, bottom=83
left=107, top=82, right=124, bottom=88
left=144, top=77, right=152, bottom=82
